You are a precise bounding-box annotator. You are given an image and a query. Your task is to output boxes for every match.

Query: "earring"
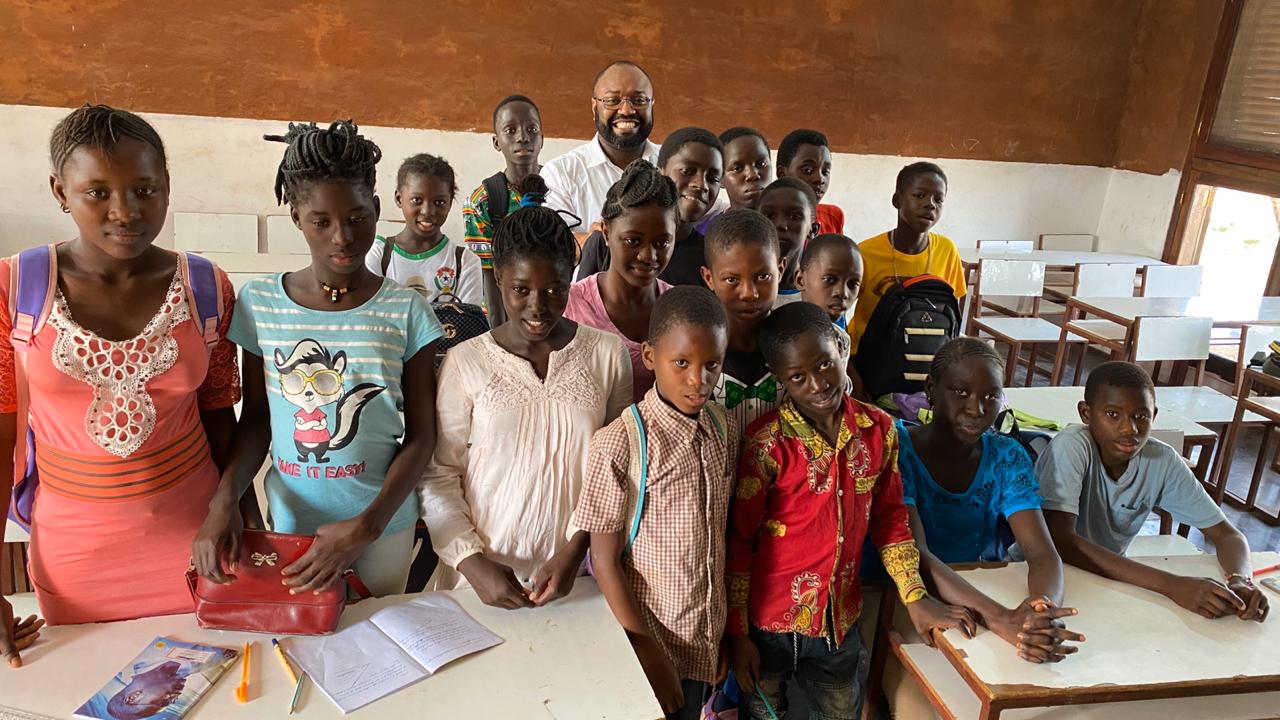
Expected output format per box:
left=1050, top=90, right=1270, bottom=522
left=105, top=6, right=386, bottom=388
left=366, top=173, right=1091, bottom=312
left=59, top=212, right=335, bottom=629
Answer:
left=60, top=205, right=69, bottom=213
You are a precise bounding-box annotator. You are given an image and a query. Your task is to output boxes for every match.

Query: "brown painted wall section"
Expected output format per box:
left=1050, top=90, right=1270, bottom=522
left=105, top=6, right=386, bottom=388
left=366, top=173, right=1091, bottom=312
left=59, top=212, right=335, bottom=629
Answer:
left=0, top=0, right=1223, bottom=175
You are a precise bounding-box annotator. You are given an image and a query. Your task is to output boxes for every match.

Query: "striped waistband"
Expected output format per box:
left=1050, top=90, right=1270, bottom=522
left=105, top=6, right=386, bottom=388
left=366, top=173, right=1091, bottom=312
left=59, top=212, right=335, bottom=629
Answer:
left=36, top=422, right=213, bottom=502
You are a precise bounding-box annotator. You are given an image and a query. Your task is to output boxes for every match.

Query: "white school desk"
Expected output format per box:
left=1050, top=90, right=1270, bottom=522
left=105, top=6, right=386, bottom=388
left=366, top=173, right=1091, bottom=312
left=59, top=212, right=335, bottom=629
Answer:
left=894, top=552, right=1280, bottom=720
left=1067, top=295, right=1280, bottom=329
left=958, top=250, right=1166, bottom=272
left=0, top=577, right=662, bottom=720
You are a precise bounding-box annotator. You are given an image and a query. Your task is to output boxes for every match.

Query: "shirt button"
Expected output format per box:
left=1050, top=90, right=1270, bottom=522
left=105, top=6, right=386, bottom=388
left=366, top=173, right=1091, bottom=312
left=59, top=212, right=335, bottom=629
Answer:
left=838, top=535, right=844, bottom=543
left=837, top=489, right=844, bottom=497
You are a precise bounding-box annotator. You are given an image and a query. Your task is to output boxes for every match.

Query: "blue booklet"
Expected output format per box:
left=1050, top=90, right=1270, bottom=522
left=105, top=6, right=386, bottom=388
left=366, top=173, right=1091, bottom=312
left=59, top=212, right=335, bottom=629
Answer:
left=73, top=636, right=240, bottom=720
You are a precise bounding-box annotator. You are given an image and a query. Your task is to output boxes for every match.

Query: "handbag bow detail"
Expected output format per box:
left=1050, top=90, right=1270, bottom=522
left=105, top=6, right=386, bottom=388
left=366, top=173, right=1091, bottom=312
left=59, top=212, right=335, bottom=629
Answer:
left=251, top=552, right=279, bottom=567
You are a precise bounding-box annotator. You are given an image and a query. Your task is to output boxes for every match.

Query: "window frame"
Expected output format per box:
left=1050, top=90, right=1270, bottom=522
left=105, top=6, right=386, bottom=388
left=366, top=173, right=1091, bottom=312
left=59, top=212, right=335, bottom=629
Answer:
left=1164, top=0, right=1280, bottom=294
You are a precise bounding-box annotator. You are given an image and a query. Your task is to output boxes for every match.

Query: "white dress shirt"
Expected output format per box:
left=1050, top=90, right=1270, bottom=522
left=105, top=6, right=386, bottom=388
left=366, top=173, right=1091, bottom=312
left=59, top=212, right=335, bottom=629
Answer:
left=541, top=134, right=661, bottom=235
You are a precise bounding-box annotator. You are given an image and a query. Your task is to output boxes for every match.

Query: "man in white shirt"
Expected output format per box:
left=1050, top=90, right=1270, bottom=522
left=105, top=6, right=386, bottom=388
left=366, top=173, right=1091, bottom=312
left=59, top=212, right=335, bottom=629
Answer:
left=541, top=60, right=660, bottom=249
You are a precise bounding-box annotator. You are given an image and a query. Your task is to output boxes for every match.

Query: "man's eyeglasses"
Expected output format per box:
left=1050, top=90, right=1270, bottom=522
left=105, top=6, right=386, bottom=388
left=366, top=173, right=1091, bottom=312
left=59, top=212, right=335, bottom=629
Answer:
left=593, top=95, right=653, bottom=110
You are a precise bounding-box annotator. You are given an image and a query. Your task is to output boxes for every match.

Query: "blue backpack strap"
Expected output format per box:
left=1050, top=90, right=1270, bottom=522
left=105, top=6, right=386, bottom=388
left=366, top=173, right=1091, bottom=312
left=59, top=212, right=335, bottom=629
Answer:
left=180, top=252, right=223, bottom=349
left=10, top=245, right=58, bottom=349
left=624, top=404, right=648, bottom=554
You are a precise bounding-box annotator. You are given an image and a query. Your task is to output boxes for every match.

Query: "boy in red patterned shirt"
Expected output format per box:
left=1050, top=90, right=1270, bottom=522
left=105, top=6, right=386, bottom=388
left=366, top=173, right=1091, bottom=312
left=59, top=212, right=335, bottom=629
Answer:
left=726, top=302, right=974, bottom=718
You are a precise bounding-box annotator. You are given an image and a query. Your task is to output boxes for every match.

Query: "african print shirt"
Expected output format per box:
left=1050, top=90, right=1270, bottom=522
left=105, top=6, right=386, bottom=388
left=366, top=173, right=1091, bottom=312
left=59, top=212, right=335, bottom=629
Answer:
left=726, top=396, right=927, bottom=644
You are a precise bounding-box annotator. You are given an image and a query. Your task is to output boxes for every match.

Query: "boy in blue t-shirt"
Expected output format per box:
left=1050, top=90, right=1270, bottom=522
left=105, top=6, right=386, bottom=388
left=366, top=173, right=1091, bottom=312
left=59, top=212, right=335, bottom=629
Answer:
left=1040, top=361, right=1269, bottom=623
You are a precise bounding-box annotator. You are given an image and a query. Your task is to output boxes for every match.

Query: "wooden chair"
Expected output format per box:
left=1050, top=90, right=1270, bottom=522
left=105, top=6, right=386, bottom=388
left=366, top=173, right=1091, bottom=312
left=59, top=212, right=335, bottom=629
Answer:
left=1037, top=233, right=1098, bottom=251
left=173, top=212, right=259, bottom=253
left=1048, top=265, right=1141, bottom=385
left=1233, top=323, right=1280, bottom=395
left=1043, top=262, right=1138, bottom=303
left=1210, top=368, right=1280, bottom=521
left=1140, top=264, right=1204, bottom=298
left=1, top=541, right=31, bottom=596
left=1130, top=315, right=1213, bottom=386
left=970, top=259, right=1082, bottom=386
left=975, top=239, right=1035, bottom=253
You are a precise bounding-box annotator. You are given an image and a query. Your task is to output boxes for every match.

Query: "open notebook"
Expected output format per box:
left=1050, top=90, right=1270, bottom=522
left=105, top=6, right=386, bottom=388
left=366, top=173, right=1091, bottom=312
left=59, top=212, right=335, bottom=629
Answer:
left=285, top=594, right=502, bottom=713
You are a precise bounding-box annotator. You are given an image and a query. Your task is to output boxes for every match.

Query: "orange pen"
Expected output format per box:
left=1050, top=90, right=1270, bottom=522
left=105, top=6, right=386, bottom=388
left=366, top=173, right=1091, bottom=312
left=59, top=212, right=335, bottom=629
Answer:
left=235, top=641, right=251, bottom=703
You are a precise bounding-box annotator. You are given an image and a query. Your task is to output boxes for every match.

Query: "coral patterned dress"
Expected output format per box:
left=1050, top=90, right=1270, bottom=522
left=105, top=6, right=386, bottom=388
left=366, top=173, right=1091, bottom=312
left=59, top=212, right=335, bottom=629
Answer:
left=0, top=252, right=240, bottom=625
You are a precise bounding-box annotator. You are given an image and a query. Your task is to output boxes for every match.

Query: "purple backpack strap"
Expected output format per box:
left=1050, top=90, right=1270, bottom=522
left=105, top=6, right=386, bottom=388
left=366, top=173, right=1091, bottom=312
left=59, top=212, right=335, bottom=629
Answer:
left=8, top=244, right=57, bottom=532
left=181, top=252, right=222, bottom=349
left=10, top=244, right=57, bottom=348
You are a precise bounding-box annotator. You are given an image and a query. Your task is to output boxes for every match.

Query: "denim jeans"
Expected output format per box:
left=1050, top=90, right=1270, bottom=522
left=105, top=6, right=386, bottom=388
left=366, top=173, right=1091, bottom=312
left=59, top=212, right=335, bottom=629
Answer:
left=667, top=679, right=709, bottom=720
left=741, top=626, right=867, bottom=720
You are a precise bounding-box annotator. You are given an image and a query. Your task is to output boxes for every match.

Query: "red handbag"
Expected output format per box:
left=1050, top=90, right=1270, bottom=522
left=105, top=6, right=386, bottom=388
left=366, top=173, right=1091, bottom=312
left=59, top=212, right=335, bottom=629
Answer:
left=185, top=530, right=371, bottom=636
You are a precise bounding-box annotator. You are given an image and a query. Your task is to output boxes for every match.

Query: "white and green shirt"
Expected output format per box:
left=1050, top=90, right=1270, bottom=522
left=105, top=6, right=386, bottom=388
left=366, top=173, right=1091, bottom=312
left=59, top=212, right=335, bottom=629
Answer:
left=365, top=235, right=484, bottom=306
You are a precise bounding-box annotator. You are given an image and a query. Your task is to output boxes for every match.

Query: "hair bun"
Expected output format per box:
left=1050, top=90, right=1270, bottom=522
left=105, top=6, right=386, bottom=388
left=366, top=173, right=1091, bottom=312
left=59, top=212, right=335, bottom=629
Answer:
left=517, top=173, right=549, bottom=204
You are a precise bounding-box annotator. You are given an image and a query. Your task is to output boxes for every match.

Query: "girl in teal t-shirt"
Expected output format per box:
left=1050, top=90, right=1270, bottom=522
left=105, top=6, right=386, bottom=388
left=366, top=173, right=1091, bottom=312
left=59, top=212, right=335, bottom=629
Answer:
left=192, top=120, right=442, bottom=598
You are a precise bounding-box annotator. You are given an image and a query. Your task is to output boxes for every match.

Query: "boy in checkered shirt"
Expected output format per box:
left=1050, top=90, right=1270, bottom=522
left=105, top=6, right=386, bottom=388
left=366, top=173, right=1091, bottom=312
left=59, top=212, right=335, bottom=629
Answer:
left=572, top=286, right=739, bottom=720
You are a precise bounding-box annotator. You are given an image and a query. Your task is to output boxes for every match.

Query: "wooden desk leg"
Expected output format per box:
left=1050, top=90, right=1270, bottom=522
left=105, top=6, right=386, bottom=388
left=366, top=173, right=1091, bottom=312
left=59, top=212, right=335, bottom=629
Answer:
left=1050, top=306, right=1076, bottom=386
left=1190, top=437, right=1215, bottom=488
left=1212, top=393, right=1251, bottom=505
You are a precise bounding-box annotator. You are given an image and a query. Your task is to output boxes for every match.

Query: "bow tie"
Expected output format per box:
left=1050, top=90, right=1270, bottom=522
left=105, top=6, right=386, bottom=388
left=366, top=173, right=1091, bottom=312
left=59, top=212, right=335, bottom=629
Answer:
left=724, top=377, right=778, bottom=409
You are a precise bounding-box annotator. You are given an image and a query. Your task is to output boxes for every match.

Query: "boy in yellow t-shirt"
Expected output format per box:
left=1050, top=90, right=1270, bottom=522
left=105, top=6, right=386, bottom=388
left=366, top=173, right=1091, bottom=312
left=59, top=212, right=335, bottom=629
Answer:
left=852, top=162, right=966, bottom=353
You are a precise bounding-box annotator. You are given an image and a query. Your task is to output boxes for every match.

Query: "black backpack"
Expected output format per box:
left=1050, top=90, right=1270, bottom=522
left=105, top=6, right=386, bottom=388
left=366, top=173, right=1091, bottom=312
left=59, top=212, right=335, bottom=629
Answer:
left=854, top=275, right=961, bottom=400
left=483, top=172, right=510, bottom=226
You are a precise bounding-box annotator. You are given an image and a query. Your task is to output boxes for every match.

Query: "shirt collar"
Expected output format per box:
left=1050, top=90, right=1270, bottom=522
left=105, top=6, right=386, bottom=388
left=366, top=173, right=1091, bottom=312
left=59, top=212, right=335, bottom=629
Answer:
left=641, top=387, right=713, bottom=436
left=777, top=396, right=855, bottom=454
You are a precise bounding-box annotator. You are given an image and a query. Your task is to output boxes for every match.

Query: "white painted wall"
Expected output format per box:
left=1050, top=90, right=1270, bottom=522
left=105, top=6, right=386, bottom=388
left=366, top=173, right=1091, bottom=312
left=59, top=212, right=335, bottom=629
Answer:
left=0, top=103, right=1179, bottom=259
left=1095, top=169, right=1181, bottom=258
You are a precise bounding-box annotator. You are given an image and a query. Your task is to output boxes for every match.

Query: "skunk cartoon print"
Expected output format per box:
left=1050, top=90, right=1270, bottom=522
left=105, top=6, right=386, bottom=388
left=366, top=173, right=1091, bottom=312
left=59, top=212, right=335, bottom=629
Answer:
left=274, top=339, right=384, bottom=464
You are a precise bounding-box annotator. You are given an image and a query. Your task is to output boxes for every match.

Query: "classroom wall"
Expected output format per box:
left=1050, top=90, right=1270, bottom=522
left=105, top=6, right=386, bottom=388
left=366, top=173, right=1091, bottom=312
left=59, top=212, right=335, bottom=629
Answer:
left=0, top=103, right=1168, bottom=259
left=0, top=0, right=1221, bottom=176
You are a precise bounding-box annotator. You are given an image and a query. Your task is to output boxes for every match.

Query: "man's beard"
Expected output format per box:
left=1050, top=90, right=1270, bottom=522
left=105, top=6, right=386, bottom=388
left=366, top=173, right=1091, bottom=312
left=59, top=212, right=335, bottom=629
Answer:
left=595, top=113, right=653, bottom=151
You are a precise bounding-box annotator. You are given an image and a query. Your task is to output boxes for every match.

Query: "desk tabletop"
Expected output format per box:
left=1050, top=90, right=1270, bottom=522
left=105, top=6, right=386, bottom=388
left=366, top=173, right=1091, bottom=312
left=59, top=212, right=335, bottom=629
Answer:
left=1001, top=386, right=1217, bottom=441
left=959, top=250, right=1165, bottom=269
left=0, top=578, right=661, bottom=720
left=900, top=643, right=1280, bottom=720
left=939, top=553, right=1280, bottom=700
left=1069, top=295, right=1280, bottom=327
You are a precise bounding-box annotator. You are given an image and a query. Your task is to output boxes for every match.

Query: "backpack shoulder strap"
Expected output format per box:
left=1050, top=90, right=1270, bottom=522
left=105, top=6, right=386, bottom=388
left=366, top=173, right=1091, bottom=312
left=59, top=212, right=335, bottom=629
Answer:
left=483, top=172, right=511, bottom=225
left=621, top=404, right=648, bottom=554
left=703, top=401, right=728, bottom=442
left=379, top=235, right=394, bottom=276
left=10, top=244, right=58, bottom=349
left=178, top=251, right=223, bottom=350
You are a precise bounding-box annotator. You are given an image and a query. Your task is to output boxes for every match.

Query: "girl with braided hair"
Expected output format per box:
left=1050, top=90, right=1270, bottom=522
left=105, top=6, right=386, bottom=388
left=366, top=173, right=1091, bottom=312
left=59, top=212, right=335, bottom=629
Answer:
left=576, top=127, right=724, bottom=287
left=192, top=120, right=444, bottom=598
left=420, top=178, right=632, bottom=609
left=565, top=159, right=677, bottom=402
left=0, top=105, right=242, bottom=662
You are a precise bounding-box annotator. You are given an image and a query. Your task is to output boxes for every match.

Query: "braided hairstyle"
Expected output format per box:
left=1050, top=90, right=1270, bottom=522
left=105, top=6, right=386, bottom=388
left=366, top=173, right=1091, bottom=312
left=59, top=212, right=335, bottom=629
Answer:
left=600, top=159, right=678, bottom=224
left=264, top=120, right=382, bottom=206
left=49, top=104, right=167, bottom=174
left=491, top=174, right=578, bottom=276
